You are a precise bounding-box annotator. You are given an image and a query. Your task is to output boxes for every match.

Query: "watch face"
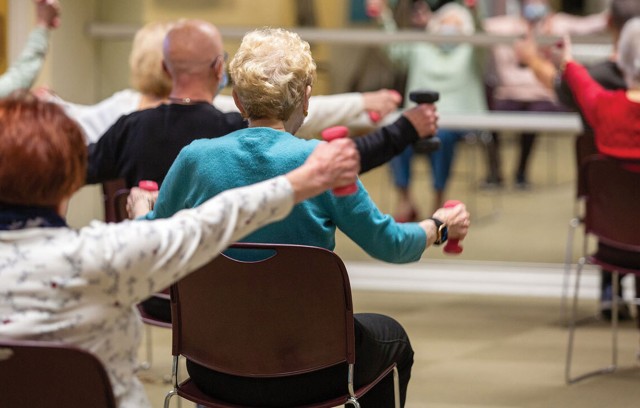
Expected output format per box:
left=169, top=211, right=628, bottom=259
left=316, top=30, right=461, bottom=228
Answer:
left=440, top=225, right=448, bottom=243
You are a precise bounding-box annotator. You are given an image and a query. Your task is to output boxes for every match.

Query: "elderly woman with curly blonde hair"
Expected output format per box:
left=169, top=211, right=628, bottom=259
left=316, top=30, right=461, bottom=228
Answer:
left=143, top=27, right=470, bottom=408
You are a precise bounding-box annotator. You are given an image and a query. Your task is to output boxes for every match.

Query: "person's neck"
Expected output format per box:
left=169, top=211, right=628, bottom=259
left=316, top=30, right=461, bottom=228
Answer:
left=138, top=94, right=168, bottom=110
left=169, top=87, right=215, bottom=105
left=248, top=118, right=286, bottom=131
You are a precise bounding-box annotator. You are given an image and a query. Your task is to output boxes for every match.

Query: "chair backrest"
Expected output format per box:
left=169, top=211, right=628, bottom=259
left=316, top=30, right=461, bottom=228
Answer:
left=170, top=243, right=355, bottom=377
left=102, top=179, right=128, bottom=223
left=583, top=155, right=640, bottom=251
left=575, top=132, right=598, bottom=199
left=0, top=339, right=116, bottom=408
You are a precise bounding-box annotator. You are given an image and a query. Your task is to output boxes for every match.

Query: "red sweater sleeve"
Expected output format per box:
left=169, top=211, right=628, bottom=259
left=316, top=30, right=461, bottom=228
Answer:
left=562, top=61, right=604, bottom=130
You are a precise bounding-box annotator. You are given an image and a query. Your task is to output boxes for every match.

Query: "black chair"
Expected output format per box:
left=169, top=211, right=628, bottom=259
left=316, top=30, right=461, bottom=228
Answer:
left=565, top=155, right=640, bottom=384
left=164, top=243, right=400, bottom=408
left=0, top=339, right=116, bottom=407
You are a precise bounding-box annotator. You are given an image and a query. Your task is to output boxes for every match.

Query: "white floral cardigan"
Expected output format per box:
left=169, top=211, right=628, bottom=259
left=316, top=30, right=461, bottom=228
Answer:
left=0, top=177, right=293, bottom=408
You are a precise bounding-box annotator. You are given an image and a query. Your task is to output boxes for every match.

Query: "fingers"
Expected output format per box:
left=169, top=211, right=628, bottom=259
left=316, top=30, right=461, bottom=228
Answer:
left=403, top=104, right=439, bottom=138
left=432, top=203, right=470, bottom=240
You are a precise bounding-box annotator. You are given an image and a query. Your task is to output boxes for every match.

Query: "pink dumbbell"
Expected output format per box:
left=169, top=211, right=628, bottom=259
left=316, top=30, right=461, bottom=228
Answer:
left=443, top=199, right=464, bottom=254
left=320, top=126, right=358, bottom=196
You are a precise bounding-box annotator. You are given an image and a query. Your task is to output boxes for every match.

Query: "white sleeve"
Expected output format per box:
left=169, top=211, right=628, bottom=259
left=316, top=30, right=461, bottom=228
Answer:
left=51, top=90, right=141, bottom=144
left=296, top=93, right=367, bottom=139
left=0, top=27, right=49, bottom=97
left=81, top=176, right=294, bottom=306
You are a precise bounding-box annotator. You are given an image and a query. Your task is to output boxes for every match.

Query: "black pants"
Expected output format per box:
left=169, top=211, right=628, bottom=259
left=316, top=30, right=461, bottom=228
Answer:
left=187, top=313, right=414, bottom=407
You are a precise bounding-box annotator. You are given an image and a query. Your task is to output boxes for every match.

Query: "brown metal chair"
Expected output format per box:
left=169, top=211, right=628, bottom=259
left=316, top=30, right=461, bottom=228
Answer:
left=565, top=155, right=640, bottom=384
left=560, top=133, right=599, bottom=323
left=0, top=339, right=116, bottom=408
left=164, top=243, right=400, bottom=408
left=102, top=179, right=128, bottom=223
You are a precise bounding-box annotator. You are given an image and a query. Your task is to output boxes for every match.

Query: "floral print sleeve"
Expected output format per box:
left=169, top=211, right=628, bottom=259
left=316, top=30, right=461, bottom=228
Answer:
left=79, top=176, right=294, bottom=307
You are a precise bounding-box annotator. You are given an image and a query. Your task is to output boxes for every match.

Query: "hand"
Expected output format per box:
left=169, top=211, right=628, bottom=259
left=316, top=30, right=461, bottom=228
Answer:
left=126, top=187, right=158, bottom=219
left=32, top=86, right=58, bottom=101
left=362, top=89, right=402, bottom=121
left=561, top=34, right=573, bottom=67
left=365, top=0, right=388, bottom=18
left=402, top=103, right=439, bottom=138
left=513, top=35, right=539, bottom=67
left=35, top=0, right=61, bottom=30
left=287, top=138, right=360, bottom=203
left=431, top=203, right=470, bottom=241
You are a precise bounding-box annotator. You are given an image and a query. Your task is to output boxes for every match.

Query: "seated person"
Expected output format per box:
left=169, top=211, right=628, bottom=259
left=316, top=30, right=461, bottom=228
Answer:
left=136, top=27, right=470, bottom=408
left=0, top=0, right=60, bottom=97
left=0, top=92, right=359, bottom=408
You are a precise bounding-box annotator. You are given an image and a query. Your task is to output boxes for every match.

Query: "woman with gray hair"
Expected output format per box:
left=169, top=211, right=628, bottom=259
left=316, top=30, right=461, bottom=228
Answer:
left=142, top=26, right=470, bottom=407
left=561, top=16, right=640, bottom=159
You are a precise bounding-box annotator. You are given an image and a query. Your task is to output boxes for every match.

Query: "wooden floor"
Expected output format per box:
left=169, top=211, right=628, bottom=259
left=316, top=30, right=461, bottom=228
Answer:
left=140, top=291, right=640, bottom=408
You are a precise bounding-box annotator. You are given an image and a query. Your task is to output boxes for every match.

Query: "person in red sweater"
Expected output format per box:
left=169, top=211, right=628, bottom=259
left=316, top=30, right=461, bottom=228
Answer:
left=561, top=17, right=640, bottom=159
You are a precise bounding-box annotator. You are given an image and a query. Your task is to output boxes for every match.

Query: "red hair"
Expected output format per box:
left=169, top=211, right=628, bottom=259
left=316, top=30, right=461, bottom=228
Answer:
left=0, top=93, right=87, bottom=207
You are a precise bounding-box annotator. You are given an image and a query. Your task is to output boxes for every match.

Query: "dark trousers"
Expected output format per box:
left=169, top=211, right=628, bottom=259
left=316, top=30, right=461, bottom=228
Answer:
left=187, top=313, right=414, bottom=407
left=486, top=99, right=567, bottom=182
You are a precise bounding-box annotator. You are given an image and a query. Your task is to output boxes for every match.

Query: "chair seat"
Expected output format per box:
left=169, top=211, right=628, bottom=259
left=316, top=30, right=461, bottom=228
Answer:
left=177, top=363, right=397, bottom=408
left=590, top=243, right=640, bottom=275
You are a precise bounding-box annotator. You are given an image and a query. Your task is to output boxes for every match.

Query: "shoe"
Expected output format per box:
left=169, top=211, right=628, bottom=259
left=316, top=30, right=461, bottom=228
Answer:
left=479, top=176, right=504, bottom=190
left=514, top=175, right=531, bottom=190
left=600, top=284, right=632, bottom=321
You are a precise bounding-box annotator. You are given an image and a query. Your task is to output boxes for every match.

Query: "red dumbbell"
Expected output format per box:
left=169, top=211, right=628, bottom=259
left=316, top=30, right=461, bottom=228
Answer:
left=320, top=126, right=358, bottom=196
left=443, top=199, right=463, bottom=254
left=368, top=90, right=403, bottom=123
left=138, top=180, right=158, bottom=192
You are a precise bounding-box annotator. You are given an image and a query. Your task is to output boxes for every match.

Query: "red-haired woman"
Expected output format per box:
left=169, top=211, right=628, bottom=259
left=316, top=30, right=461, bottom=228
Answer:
left=0, top=93, right=359, bottom=408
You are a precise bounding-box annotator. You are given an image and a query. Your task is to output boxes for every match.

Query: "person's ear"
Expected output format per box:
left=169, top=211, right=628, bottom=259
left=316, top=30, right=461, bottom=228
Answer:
left=232, top=89, right=248, bottom=118
left=162, top=61, right=172, bottom=78
left=303, top=85, right=312, bottom=114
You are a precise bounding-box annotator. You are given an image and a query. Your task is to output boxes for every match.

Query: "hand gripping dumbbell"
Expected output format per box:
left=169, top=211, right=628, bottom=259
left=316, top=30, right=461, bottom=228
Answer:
left=410, top=90, right=441, bottom=154
left=443, top=199, right=464, bottom=254
left=320, top=126, right=358, bottom=196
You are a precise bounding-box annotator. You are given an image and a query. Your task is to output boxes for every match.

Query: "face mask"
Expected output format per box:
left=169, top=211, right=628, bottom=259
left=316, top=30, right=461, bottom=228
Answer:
left=522, top=3, right=549, bottom=22
left=217, top=71, right=228, bottom=95
left=437, top=24, right=459, bottom=53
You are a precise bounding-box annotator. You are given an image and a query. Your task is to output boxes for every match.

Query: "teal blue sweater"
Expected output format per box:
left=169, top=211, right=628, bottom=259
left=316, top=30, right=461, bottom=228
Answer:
left=146, top=127, right=427, bottom=263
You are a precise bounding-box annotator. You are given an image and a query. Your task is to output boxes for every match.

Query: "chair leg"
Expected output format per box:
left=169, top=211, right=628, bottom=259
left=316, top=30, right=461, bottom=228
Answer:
left=392, top=365, right=400, bottom=408
left=560, top=217, right=580, bottom=324
left=345, top=397, right=361, bottom=408
left=164, top=389, right=177, bottom=408
left=566, top=259, right=617, bottom=384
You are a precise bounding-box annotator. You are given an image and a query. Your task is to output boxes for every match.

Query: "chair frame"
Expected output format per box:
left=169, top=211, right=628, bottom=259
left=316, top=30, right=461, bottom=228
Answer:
left=0, top=339, right=116, bottom=408
left=164, top=243, right=400, bottom=408
left=565, top=155, right=640, bottom=384
left=560, top=132, right=599, bottom=324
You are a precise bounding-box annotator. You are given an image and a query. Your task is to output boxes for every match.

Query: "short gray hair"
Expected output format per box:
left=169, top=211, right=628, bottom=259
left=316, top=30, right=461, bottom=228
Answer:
left=616, top=17, right=640, bottom=88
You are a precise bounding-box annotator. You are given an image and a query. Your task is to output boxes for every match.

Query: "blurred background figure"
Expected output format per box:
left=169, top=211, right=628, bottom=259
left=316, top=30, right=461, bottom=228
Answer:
left=0, top=0, right=60, bottom=97
left=482, top=0, right=607, bottom=189
left=514, top=0, right=640, bottom=321
left=368, top=0, right=486, bottom=219
left=38, top=20, right=402, bottom=144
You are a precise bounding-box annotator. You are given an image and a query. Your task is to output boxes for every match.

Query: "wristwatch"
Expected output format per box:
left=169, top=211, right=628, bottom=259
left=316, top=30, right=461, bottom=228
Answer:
left=428, top=217, right=448, bottom=246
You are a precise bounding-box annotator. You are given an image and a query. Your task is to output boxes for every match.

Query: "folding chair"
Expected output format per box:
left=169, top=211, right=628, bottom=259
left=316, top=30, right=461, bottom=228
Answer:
left=164, top=243, right=400, bottom=408
left=565, top=155, right=640, bottom=384
left=102, top=179, right=128, bottom=223
left=0, top=339, right=116, bottom=408
left=560, top=133, right=599, bottom=323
